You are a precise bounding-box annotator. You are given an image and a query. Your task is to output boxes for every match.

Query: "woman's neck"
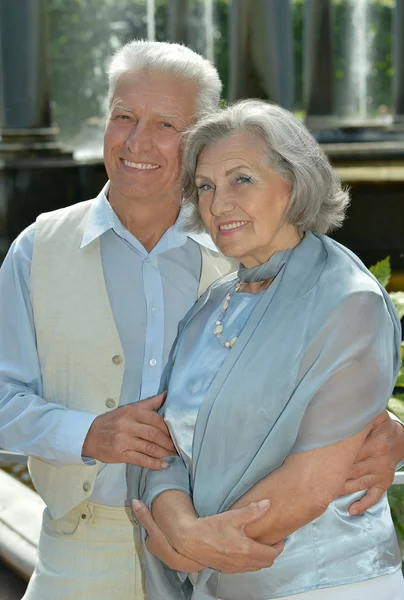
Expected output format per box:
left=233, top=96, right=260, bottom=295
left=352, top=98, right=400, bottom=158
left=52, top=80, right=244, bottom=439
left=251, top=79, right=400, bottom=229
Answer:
left=239, top=280, right=272, bottom=294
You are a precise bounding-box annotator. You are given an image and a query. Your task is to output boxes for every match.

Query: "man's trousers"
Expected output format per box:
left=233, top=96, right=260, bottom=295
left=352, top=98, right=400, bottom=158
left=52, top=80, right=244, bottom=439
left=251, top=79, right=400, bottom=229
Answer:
left=23, top=501, right=145, bottom=600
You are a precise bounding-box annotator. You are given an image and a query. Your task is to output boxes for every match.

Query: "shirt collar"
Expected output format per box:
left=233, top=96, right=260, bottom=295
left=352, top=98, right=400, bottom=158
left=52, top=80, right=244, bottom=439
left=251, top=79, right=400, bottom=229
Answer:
left=80, top=182, right=115, bottom=248
left=80, top=181, right=218, bottom=253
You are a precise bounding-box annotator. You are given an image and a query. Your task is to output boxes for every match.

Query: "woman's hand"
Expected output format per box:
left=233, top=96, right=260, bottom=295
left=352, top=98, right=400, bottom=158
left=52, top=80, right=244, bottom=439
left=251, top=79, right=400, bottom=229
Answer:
left=133, top=497, right=284, bottom=574
left=157, top=498, right=283, bottom=574
left=132, top=500, right=206, bottom=573
left=175, top=501, right=284, bottom=574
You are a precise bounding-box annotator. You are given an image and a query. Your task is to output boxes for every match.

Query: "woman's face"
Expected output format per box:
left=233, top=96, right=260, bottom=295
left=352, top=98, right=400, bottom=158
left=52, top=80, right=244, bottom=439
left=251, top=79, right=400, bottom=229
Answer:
left=195, top=131, right=301, bottom=268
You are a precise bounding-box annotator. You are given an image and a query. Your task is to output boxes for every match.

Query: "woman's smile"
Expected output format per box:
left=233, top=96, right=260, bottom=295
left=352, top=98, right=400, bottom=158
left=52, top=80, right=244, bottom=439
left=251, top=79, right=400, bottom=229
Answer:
left=217, top=220, right=250, bottom=235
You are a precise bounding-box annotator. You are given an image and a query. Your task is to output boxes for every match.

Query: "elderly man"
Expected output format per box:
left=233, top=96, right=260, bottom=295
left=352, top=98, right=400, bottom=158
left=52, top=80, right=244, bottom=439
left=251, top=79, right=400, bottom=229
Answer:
left=0, top=40, right=403, bottom=600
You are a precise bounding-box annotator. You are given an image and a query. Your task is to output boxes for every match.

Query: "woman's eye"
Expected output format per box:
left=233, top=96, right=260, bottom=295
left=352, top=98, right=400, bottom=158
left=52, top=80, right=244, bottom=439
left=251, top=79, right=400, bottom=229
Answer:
left=236, top=175, right=252, bottom=184
left=197, top=183, right=213, bottom=193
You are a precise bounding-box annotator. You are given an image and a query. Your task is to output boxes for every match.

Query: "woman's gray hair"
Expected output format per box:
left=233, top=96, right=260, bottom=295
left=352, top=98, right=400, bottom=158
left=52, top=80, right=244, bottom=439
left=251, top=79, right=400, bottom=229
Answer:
left=182, top=99, right=350, bottom=234
left=107, top=40, right=222, bottom=118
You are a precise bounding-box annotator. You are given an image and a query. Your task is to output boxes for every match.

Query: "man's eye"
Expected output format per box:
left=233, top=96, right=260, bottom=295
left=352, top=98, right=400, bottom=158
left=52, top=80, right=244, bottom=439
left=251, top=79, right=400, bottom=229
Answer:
left=162, top=122, right=173, bottom=128
left=116, top=114, right=130, bottom=120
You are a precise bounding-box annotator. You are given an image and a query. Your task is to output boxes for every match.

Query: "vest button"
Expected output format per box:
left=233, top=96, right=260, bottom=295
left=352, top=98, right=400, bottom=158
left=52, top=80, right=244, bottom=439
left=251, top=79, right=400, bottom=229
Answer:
left=112, top=355, right=123, bottom=365
left=83, top=482, right=91, bottom=492
left=105, top=398, right=116, bottom=409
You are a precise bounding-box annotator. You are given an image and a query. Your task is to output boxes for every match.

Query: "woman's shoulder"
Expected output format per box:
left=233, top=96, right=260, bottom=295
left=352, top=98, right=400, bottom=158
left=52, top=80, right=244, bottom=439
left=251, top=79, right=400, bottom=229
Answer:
left=317, top=234, right=386, bottom=301
left=302, top=234, right=400, bottom=339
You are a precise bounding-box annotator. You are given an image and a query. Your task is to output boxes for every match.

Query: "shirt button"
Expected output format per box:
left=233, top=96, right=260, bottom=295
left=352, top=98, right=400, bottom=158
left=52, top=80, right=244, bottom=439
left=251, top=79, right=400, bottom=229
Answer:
left=105, top=398, right=116, bottom=409
left=152, top=306, right=157, bottom=314
left=146, top=257, right=151, bottom=263
left=112, top=355, right=123, bottom=365
left=83, top=482, right=91, bottom=492
left=150, top=358, right=157, bottom=366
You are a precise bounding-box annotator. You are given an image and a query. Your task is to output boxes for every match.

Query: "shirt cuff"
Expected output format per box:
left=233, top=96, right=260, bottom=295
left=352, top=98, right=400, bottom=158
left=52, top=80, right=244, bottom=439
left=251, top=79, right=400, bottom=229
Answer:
left=388, top=411, right=404, bottom=470
left=389, top=411, right=404, bottom=427
left=52, top=410, right=99, bottom=466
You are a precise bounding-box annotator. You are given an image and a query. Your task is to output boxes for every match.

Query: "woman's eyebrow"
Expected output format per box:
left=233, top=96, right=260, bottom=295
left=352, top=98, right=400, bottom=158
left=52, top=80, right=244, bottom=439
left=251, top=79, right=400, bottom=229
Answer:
left=225, top=165, right=251, bottom=176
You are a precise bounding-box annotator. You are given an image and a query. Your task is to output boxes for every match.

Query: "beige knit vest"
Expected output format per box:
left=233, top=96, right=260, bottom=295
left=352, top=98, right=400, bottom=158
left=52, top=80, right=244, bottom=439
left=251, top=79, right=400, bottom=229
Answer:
left=29, top=200, right=235, bottom=519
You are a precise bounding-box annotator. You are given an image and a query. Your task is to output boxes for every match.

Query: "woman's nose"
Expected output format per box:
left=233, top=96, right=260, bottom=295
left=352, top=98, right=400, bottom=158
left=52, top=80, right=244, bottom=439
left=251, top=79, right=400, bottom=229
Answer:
left=210, top=190, right=235, bottom=216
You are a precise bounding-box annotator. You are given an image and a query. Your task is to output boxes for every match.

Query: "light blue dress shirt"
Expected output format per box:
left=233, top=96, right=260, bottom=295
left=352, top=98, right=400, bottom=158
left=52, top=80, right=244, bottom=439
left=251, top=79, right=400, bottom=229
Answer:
left=0, top=184, right=208, bottom=506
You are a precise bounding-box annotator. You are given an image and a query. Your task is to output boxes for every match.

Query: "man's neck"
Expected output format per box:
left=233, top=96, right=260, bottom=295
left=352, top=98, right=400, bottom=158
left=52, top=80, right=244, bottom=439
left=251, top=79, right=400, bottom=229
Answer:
left=108, top=190, right=181, bottom=253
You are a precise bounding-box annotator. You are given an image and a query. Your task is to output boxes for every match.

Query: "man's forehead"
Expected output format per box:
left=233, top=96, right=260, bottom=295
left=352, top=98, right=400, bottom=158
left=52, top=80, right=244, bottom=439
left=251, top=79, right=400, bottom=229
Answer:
left=112, top=72, right=197, bottom=112
left=110, top=97, right=185, bottom=120
left=112, top=90, right=194, bottom=114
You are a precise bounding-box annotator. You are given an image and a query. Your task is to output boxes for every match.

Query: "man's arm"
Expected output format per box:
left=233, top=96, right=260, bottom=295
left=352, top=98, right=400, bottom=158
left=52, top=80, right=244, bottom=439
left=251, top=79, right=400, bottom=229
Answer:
left=343, top=410, right=404, bottom=514
left=0, top=225, right=96, bottom=464
left=0, top=226, right=175, bottom=468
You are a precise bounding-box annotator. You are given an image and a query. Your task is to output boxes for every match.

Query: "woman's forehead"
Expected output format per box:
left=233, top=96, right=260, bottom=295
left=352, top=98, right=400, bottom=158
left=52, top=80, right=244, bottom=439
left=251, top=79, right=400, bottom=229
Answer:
left=196, top=132, right=268, bottom=173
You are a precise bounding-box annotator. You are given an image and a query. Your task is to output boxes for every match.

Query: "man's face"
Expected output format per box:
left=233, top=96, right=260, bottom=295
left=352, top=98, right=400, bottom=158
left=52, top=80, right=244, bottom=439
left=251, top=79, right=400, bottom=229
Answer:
left=104, top=71, right=198, bottom=204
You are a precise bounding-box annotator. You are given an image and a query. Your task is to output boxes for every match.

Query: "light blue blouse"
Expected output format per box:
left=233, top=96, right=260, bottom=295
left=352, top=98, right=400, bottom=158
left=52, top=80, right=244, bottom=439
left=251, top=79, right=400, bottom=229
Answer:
left=164, top=288, right=262, bottom=470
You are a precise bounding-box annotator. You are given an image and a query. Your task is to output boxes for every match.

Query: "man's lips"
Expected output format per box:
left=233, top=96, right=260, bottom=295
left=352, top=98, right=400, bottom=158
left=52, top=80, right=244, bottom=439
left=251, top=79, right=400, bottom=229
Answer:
left=121, top=159, right=159, bottom=170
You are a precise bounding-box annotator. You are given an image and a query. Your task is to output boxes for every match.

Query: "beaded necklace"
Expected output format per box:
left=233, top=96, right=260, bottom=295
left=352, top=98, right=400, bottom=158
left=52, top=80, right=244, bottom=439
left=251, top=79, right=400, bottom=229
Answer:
left=213, top=282, right=241, bottom=348
left=212, top=248, right=293, bottom=349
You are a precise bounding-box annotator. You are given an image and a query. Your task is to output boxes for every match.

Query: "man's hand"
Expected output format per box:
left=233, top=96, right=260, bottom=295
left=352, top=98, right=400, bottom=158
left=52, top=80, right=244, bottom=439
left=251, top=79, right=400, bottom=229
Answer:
left=82, top=392, right=176, bottom=469
left=148, top=499, right=284, bottom=574
left=343, top=410, right=404, bottom=515
left=132, top=500, right=206, bottom=573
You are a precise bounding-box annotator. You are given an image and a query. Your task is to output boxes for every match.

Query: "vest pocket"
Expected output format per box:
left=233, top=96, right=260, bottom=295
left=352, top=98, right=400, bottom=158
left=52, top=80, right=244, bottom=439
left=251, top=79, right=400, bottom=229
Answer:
left=42, top=506, right=86, bottom=538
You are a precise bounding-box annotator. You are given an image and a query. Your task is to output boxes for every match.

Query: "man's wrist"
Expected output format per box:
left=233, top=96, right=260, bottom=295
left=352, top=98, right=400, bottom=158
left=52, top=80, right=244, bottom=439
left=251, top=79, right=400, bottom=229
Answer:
left=388, top=411, right=404, bottom=428
left=388, top=412, right=404, bottom=467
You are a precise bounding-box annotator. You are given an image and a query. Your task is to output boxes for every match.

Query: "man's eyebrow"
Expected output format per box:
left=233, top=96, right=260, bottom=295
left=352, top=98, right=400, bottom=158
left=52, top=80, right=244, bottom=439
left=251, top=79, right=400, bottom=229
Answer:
left=111, top=102, right=134, bottom=112
left=159, top=113, right=180, bottom=120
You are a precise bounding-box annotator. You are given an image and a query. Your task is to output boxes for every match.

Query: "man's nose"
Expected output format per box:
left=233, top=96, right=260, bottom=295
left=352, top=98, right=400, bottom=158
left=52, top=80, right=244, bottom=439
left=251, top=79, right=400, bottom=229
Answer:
left=125, top=121, right=152, bottom=153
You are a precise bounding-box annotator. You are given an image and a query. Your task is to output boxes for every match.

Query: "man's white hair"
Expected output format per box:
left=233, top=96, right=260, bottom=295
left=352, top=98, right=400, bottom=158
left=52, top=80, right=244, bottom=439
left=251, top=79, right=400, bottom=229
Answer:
left=107, top=40, right=222, bottom=118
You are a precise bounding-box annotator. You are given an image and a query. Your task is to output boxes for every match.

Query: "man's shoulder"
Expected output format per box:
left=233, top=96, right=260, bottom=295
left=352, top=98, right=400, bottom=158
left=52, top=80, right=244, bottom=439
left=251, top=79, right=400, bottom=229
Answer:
left=36, top=199, right=94, bottom=227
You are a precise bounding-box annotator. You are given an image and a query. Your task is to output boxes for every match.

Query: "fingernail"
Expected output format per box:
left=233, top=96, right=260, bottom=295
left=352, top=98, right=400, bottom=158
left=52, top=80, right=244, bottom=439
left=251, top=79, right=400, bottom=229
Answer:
left=162, top=461, right=170, bottom=469
left=132, top=499, right=142, bottom=511
left=257, top=499, right=270, bottom=509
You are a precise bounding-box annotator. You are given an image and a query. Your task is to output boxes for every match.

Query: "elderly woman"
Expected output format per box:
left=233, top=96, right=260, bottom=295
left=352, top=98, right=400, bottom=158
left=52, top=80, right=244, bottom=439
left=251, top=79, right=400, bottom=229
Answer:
left=132, top=100, right=404, bottom=599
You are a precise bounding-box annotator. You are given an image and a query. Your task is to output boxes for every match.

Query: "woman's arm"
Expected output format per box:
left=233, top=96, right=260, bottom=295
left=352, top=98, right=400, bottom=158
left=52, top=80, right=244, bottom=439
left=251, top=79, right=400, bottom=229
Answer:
left=148, top=490, right=283, bottom=573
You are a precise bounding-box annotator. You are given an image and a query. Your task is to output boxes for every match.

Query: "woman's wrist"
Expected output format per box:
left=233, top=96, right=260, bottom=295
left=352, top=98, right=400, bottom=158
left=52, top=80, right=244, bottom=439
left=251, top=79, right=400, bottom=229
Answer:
left=151, top=490, right=199, bottom=552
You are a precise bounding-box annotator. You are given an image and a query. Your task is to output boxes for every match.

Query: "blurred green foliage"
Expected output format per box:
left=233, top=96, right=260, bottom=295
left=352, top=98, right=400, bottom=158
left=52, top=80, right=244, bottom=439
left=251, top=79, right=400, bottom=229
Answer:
left=292, top=0, right=394, bottom=114
left=370, top=256, right=404, bottom=567
left=47, top=0, right=396, bottom=140
left=47, top=0, right=230, bottom=140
